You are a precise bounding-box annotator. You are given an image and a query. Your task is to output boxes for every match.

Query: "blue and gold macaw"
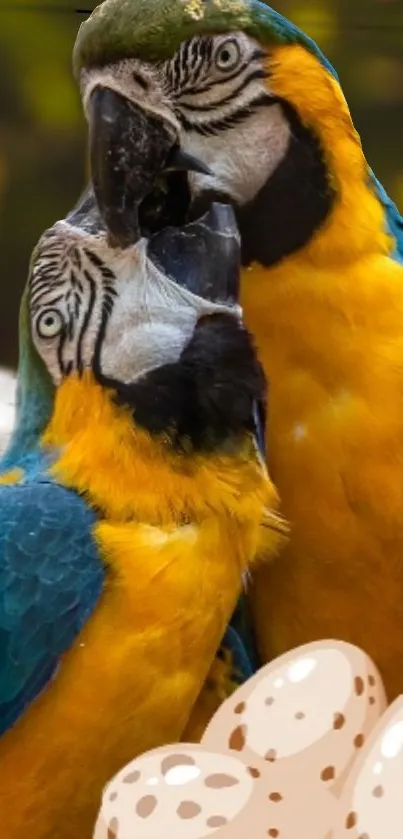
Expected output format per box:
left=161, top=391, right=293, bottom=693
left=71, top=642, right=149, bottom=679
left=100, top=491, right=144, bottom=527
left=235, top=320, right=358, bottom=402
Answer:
left=0, top=183, right=283, bottom=837
left=73, top=0, right=403, bottom=702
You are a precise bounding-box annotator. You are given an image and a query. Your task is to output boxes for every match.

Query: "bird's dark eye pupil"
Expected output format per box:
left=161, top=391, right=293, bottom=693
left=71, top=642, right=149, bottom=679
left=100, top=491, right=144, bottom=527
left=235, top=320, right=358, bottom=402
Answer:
left=216, top=42, right=240, bottom=69
left=45, top=317, right=54, bottom=326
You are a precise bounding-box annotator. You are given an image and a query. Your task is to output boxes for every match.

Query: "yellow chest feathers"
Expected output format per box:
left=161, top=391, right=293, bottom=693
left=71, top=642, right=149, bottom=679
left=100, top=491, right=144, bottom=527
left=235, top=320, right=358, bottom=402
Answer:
left=42, top=372, right=283, bottom=550
left=242, top=44, right=403, bottom=475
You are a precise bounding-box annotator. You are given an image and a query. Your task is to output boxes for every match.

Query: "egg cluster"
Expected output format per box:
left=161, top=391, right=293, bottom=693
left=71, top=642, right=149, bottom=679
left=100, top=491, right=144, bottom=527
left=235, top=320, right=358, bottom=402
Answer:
left=94, top=640, right=403, bottom=839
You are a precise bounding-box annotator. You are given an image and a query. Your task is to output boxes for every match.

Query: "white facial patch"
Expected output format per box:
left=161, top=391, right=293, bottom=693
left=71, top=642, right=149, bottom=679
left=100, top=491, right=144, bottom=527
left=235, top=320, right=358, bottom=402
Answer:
left=98, top=239, right=241, bottom=384
left=184, top=104, right=291, bottom=206
left=29, top=223, right=240, bottom=387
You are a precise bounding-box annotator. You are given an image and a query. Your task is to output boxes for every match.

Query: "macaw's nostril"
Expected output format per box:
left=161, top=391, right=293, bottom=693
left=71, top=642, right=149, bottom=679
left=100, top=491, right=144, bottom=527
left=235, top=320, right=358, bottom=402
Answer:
left=89, top=86, right=178, bottom=248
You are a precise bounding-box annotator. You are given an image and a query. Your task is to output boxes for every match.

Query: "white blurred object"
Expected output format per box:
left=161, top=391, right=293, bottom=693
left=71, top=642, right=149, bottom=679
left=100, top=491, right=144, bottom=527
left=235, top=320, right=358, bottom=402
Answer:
left=0, top=368, right=17, bottom=455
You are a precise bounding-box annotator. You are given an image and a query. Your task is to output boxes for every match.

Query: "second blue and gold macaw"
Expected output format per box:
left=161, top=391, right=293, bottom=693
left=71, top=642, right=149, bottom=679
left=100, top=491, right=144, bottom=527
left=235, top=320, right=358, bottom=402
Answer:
left=0, top=184, right=283, bottom=837
left=73, top=0, right=403, bottom=703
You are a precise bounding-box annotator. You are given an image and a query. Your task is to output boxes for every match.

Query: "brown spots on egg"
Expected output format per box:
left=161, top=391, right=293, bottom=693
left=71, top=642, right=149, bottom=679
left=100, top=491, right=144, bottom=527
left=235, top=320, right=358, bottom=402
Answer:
left=136, top=795, right=157, bottom=818
left=207, top=816, right=228, bottom=828
left=204, top=773, right=239, bottom=789
left=161, top=754, right=195, bottom=775
left=97, top=645, right=388, bottom=839
left=333, top=712, right=346, bottom=730
left=368, top=675, right=376, bottom=687
left=177, top=801, right=202, bottom=819
left=355, top=677, right=365, bottom=696
left=109, top=792, right=118, bottom=802
left=320, top=766, right=335, bottom=782
left=107, top=819, right=118, bottom=839
left=269, top=792, right=283, bottom=802
left=228, top=725, right=246, bottom=752
left=346, top=811, right=357, bottom=829
left=123, top=770, right=140, bottom=784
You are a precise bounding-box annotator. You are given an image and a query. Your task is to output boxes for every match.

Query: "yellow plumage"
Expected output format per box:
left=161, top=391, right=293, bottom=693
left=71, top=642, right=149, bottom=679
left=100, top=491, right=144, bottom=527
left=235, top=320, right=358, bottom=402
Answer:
left=0, top=373, right=281, bottom=839
left=245, top=45, right=403, bottom=701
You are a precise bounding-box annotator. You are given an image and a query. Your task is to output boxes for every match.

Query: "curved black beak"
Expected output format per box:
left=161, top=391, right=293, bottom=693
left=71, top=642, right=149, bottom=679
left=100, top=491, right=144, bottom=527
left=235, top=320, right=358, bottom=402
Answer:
left=89, top=87, right=211, bottom=248
left=147, top=203, right=241, bottom=304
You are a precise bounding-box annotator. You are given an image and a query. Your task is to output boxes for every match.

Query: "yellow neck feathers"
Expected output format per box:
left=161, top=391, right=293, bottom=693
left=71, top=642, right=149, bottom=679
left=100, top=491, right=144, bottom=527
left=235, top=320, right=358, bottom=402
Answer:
left=267, top=44, right=391, bottom=266
left=42, top=372, right=283, bottom=555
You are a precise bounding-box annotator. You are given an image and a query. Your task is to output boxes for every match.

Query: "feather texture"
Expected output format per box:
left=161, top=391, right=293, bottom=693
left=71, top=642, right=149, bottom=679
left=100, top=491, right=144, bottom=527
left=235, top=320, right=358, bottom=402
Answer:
left=244, top=44, right=403, bottom=700
left=0, top=473, right=102, bottom=735
left=0, top=373, right=280, bottom=838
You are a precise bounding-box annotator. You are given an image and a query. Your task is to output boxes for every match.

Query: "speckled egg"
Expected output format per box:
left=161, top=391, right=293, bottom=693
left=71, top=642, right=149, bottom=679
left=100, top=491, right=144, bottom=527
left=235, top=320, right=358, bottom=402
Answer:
left=203, top=640, right=387, bottom=798
left=94, top=742, right=282, bottom=839
left=333, top=696, right=403, bottom=839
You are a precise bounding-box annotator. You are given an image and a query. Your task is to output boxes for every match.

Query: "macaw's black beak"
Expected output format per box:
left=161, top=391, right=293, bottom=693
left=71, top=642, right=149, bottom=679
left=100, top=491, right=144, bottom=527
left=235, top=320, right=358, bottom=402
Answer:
left=147, top=203, right=241, bottom=304
left=89, top=86, right=212, bottom=248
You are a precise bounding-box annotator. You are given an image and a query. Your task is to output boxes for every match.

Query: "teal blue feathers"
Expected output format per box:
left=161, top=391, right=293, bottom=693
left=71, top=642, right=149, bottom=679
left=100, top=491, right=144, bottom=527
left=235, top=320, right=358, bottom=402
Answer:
left=0, top=451, right=103, bottom=736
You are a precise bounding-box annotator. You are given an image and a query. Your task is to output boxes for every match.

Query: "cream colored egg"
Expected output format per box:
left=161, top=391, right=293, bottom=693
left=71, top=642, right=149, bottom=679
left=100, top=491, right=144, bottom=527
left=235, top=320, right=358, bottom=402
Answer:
left=333, top=696, right=403, bottom=839
left=93, top=742, right=283, bottom=839
left=93, top=812, right=109, bottom=839
left=203, top=641, right=387, bottom=797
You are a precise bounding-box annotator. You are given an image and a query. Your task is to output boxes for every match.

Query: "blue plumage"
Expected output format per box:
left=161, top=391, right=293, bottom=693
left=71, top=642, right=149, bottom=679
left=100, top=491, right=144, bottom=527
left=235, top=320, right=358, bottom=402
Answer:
left=0, top=450, right=258, bottom=736
left=224, top=593, right=261, bottom=683
left=370, top=172, right=403, bottom=264
left=0, top=458, right=104, bottom=736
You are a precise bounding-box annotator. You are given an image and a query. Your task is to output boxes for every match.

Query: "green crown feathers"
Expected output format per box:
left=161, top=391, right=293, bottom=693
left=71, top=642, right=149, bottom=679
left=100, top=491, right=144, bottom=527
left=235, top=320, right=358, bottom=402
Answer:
left=73, top=0, right=337, bottom=78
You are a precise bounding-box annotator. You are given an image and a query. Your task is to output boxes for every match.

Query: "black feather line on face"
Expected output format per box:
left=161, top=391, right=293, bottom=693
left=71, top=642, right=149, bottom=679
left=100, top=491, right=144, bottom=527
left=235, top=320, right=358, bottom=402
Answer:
left=177, top=93, right=278, bottom=136
left=177, top=68, right=269, bottom=113
left=165, top=35, right=263, bottom=102
left=163, top=36, right=273, bottom=135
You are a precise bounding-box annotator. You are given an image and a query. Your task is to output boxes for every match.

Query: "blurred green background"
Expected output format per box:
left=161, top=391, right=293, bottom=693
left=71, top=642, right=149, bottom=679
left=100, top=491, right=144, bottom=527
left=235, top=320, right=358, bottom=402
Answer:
left=0, top=0, right=402, bottom=369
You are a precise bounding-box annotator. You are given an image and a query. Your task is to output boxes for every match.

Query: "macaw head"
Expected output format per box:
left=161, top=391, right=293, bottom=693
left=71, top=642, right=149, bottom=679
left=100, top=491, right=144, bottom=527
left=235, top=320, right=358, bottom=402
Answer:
left=73, top=0, right=402, bottom=268
left=3, top=180, right=253, bottom=465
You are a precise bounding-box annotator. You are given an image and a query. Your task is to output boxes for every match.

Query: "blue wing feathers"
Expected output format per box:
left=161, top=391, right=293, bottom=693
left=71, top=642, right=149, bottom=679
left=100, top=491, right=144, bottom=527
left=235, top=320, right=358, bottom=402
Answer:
left=0, top=480, right=104, bottom=736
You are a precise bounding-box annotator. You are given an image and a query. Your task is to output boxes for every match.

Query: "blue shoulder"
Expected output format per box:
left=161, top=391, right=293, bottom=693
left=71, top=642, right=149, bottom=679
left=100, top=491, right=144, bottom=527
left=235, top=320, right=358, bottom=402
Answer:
left=370, top=171, right=403, bottom=265
left=0, top=478, right=104, bottom=736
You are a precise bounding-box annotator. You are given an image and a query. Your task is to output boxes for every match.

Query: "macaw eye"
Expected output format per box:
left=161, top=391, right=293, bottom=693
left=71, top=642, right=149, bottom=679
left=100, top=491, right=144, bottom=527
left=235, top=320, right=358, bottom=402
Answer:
left=36, top=309, right=64, bottom=339
left=215, top=39, right=242, bottom=72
